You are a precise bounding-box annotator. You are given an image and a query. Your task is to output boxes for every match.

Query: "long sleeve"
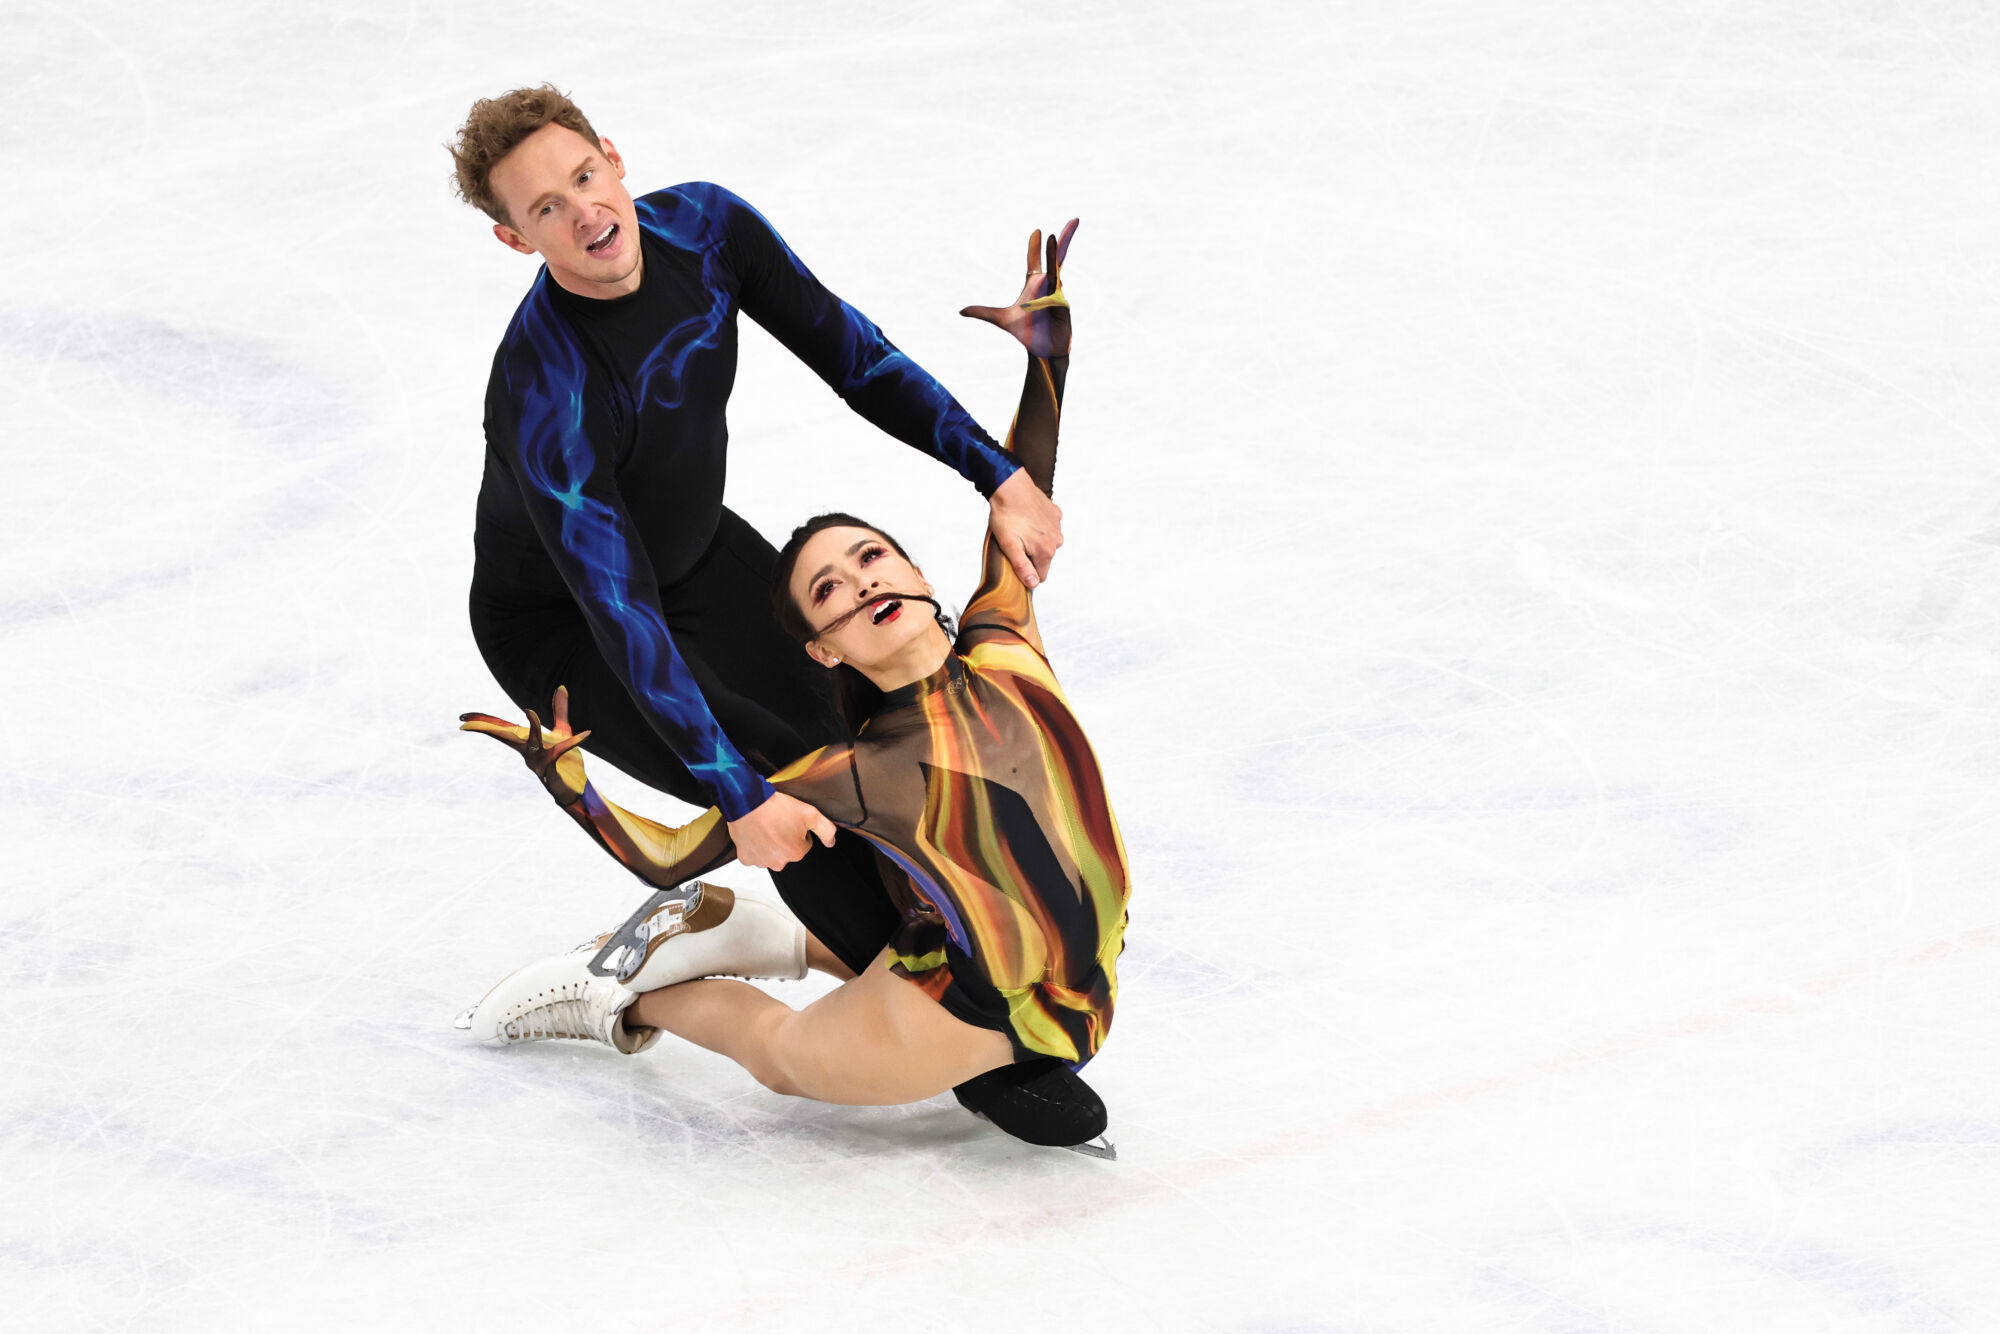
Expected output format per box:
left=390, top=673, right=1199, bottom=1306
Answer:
left=486, top=285, right=777, bottom=821
left=959, top=351, right=1069, bottom=653
left=554, top=741, right=867, bottom=888
left=698, top=184, right=1025, bottom=499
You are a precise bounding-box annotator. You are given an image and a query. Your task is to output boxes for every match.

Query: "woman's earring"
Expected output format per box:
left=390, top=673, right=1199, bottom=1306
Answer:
left=829, top=657, right=840, bottom=666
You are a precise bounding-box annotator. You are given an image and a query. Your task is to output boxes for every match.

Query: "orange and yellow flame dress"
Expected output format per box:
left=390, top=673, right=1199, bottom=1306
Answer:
left=553, top=302, right=1129, bottom=1065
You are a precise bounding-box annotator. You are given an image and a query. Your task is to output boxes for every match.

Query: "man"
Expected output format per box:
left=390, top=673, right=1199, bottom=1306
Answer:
left=448, top=85, right=1100, bottom=1147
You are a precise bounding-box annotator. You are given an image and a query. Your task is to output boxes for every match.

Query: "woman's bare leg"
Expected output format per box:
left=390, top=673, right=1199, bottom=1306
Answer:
left=625, top=948, right=1012, bottom=1104
left=804, top=931, right=854, bottom=980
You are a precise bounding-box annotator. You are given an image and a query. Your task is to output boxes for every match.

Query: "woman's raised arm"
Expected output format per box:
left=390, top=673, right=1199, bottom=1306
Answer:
left=959, top=221, right=1077, bottom=650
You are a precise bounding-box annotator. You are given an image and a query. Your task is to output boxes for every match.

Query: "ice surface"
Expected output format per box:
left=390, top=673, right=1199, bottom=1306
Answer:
left=4, top=1, right=1998, bottom=1329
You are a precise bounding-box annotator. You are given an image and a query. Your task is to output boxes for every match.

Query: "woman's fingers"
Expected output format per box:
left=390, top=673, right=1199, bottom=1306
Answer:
left=459, top=712, right=517, bottom=731
left=545, top=730, right=591, bottom=761
left=960, top=303, right=1006, bottom=326
left=1051, top=217, right=1078, bottom=272
left=459, top=713, right=530, bottom=747
left=1025, top=227, right=1043, bottom=275
left=552, top=685, right=572, bottom=735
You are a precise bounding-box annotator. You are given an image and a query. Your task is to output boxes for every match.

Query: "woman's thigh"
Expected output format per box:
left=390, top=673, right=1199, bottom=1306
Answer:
left=773, top=952, right=1015, bottom=1105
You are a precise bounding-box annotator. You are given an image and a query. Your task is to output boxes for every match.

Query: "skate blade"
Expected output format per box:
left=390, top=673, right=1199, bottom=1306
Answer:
left=972, top=1112, right=1118, bottom=1161
left=588, top=883, right=700, bottom=981
left=1063, top=1136, right=1118, bottom=1161
left=452, top=1005, right=475, bottom=1031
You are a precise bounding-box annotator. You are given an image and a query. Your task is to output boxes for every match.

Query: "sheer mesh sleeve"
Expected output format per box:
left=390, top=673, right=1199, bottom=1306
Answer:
left=959, top=352, right=1067, bottom=653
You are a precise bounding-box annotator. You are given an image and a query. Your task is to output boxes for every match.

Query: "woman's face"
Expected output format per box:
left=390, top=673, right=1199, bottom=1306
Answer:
left=790, top=525, right=938, bottom=673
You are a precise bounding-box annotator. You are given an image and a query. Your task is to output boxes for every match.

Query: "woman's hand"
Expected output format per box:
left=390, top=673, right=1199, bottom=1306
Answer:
left=960, top=219, right=1078, bottom=359
left=726, top=790, right=838, bottom=870
left=460, top=685, right=593, bottom=805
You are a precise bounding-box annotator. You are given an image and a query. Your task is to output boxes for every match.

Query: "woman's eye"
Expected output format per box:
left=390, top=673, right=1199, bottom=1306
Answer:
left=813, top=581, right=834, bottom=604
left=860, top=546, right=885, bottom=564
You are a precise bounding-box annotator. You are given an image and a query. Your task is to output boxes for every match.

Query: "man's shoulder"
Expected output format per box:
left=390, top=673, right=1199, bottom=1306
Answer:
left=636, top=180, right=751, bottom=211
left=634, top=182, right=763, bottom=246
left=481, top=272, right=596, bottom=418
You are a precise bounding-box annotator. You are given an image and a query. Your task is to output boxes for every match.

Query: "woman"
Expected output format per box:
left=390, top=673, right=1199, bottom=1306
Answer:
left=459, top=221, right=1128, bottom=1151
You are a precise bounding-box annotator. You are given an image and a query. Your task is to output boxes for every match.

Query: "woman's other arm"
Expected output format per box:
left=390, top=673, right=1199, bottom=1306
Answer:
left=960, top=221, right=1077, bottom=651
left=460, top=688, right=858, bottom=888
left=460, top=688, right=740, bottom=886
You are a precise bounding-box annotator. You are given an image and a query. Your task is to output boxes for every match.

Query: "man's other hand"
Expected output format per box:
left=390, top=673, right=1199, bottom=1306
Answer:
left=728, top=790, right=838, bottom=870
left=989, top=468, right=1064, bottom=589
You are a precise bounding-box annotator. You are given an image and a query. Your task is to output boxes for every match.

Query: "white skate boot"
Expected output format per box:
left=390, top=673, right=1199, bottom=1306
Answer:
left=586, top=882, right=806, bottom=992
left=454, top=945, right=657, bottom=1054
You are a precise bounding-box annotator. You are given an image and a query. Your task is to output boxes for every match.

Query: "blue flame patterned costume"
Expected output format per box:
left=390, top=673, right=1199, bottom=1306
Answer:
left=471, top=183, right=1022, bottom=824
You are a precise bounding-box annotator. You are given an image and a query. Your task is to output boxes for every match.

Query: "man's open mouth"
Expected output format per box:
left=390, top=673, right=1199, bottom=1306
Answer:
left=586, top=223, right=619, bottom=254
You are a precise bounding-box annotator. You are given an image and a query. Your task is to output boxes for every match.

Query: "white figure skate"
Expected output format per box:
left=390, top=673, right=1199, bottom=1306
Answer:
left=454, top=944, right=655, bottom=1054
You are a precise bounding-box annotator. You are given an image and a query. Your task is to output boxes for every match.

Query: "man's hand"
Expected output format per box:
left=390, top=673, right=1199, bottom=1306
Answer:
left=460, top=685, right=593, bottom=804
left=727, top=790, right=838, bottom=871
left=989, top=468, right=1064, bottom=589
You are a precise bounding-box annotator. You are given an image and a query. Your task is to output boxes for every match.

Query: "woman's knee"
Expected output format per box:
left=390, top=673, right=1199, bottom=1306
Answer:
left=738, top=1006, right=810, bottom=1098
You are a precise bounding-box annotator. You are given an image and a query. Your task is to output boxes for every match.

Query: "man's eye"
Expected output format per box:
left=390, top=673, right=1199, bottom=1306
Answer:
left=579, top=170, right=593, bottom=185
left=539, top=202, right=553, bottom=217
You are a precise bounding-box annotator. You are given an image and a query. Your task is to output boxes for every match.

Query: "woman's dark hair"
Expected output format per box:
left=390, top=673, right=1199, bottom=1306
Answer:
left=770, top=512, right=954, bottom=733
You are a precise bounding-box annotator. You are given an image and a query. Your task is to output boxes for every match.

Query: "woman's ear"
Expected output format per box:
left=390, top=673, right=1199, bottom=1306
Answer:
left=805, top=640, right=840, bottom=669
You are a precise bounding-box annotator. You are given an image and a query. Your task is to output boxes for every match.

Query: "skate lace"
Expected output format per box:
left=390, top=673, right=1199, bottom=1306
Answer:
left=503, top=986, right=598, bottom=1041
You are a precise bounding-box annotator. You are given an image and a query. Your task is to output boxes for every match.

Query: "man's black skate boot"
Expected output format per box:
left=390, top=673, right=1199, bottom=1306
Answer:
left=953, top=1059, right=1114, bottom=1158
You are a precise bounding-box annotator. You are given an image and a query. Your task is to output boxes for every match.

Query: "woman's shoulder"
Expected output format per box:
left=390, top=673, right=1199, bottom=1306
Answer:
left=961, top=633, right=1060, bottom=687
left=770, top=741, right=868, bottom=826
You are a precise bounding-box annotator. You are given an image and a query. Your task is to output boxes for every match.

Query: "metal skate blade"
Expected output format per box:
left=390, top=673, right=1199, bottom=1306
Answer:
left=452, top=1006, right=475, bottom=1030
left=589, top=884, right=696, bottom=980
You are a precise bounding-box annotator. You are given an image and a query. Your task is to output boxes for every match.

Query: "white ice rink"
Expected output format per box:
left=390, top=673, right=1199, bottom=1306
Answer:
left=6, top=1, right=1998, bottom=1328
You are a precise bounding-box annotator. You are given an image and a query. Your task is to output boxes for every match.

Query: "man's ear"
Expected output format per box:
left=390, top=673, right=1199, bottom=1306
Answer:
left=599, top=136, right=627, bottom=180
left=492, top=222, right=537, bottom=257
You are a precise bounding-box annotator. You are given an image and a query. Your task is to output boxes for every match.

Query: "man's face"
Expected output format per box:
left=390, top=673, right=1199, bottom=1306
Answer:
left=488, top=124, right=642, bottom=298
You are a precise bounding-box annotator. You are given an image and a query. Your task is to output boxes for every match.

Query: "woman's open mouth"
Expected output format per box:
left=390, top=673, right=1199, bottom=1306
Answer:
left=870, top=598, right=904, bottom=626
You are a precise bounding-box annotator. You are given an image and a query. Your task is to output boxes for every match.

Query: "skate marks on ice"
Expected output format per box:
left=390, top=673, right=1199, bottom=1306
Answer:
left=1469, top=1220, right=1957, bottom=1333
left=909, top=923, right=1999, bottom=1243
left=0, top=310, right=365, bottom=629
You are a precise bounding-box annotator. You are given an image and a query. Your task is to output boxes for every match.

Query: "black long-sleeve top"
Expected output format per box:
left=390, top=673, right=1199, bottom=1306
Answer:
left=473, top=182, right=1021, bottom=819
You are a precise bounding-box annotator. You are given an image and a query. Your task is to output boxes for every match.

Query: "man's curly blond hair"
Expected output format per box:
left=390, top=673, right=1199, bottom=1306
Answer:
left=447, top=84, right=602, bottom=226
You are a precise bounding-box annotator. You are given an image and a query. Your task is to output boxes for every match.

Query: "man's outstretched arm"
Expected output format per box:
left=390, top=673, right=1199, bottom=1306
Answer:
left=704, top=184, right=1065, bottom=585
